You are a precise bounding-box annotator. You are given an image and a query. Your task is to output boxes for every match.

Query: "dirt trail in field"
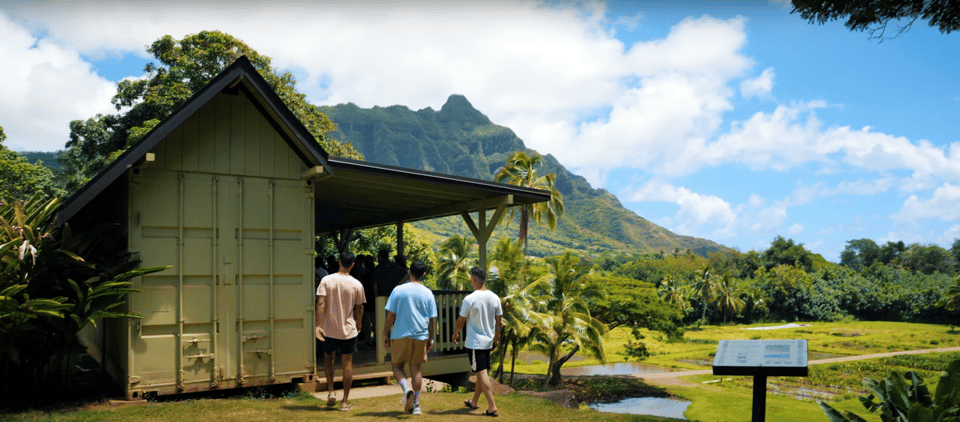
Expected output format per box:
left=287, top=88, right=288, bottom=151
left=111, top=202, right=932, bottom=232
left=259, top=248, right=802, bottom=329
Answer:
left=637, top=346, right=960, bottom=388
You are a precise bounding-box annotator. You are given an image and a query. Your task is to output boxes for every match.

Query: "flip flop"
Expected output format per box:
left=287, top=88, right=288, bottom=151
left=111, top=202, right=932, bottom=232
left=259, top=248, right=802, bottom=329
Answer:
left=483, top=410, right=499, bottom=417
left=464, top=400, right=479, bottom=409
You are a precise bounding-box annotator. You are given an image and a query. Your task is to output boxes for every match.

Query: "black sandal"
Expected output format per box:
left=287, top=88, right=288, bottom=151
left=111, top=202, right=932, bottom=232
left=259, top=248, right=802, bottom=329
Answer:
left=464, top=400, right=479, bottom=409
left=483, top=410, right=499, bottom=417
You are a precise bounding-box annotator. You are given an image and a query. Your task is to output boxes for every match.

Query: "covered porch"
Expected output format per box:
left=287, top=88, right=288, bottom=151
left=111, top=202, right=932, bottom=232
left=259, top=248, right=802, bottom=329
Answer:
left=305, top=156, right=550, bottom=384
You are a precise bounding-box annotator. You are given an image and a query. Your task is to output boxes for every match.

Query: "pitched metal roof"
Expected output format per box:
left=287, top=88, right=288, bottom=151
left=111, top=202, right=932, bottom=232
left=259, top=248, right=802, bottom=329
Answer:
left=55, top=56, right=551, bottom=234
left=314, top=157, right=550, bottom=233
left=55, top=56, right=331, bottom=225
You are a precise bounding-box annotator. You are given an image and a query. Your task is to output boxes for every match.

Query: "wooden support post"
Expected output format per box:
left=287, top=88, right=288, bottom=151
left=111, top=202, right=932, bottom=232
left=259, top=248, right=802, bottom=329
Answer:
left=460, top=196, right=511, bottom=270
left=396, top=221, right=404, bottom=257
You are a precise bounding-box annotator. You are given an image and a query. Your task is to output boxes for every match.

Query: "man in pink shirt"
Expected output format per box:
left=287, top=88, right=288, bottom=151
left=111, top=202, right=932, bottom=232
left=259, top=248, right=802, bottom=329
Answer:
left=315, top=251, right=366, bottom=411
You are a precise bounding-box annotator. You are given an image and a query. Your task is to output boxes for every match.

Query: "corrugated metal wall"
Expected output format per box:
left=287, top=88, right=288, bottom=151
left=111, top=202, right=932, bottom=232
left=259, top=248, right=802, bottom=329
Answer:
left=123, top=91, right=315, bottom=398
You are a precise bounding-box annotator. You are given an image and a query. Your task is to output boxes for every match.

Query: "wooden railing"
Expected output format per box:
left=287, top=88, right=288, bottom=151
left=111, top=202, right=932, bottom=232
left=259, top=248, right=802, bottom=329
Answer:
left=374, top=290, right=469, bottom=364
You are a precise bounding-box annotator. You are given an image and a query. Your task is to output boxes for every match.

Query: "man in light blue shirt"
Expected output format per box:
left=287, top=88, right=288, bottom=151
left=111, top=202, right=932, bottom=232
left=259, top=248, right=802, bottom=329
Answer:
left=383, top=261, right=437, bottom=415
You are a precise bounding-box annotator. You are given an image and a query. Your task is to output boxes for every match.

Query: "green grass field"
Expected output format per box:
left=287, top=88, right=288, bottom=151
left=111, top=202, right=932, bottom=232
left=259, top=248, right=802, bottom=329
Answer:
left=3, top=321, right=956, bottom=421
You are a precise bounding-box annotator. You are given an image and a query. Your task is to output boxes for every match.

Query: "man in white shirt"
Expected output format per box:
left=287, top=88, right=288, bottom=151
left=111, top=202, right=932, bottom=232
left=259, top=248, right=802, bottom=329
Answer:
left=453, top=266, right=502, bottom=417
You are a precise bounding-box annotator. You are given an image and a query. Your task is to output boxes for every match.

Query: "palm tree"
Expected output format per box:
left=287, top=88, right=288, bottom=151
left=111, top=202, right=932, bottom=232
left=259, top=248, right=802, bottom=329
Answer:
left=658, top=274, right=692, bottom=317
left=529, top=252, right=608, bottom=388
left=693, top=265, right=719, bottom=329
left=436, top=235, right=474, bottom=290
left=486, top=237, right=545, bottom=385
left=714, top=273, right=746, bottom=324
left=941, top=278, right=960, bottom=330
left=494, top=151, right=564, bottom=255
left=741, top=286, right=770, bottom=321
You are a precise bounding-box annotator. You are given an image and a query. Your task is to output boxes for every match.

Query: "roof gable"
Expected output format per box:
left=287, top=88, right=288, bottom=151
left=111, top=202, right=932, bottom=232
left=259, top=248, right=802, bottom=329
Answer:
left=56, top=56, right=331, bottom=225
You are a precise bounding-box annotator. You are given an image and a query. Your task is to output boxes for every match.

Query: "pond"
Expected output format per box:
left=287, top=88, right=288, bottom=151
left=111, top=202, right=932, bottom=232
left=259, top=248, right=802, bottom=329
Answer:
left=561, top=361, right=686, bottom=376
left=589, top=397, right=691, bottom=420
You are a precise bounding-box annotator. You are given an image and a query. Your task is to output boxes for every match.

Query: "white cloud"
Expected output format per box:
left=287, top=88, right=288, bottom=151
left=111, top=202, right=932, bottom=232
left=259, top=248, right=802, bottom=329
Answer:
left=740, top=67, right=774, bottom=99
left=787, top=223, right=803, bottom=235
left=894, top=182, right=960, bottom=223
left=0, top=12, right=116, bottom=151
left=624, top=180, right=739, bottom=238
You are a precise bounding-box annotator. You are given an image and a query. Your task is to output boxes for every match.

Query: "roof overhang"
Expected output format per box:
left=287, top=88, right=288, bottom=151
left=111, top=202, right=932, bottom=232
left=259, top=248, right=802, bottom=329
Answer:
left=312, top=157, right=550, bottom=233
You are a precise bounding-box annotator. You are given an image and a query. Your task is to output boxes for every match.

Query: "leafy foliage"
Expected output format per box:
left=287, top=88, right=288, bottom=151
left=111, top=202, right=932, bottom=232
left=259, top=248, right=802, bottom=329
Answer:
left=0, top=195, right=166, bottom=405
left=0, top=125, right=64, bottom=202
left=494, top=151, right=564, bottom=254
left=792, top=0, right=960, bottom=39
left=820, top=358, right=960, bottom=422
left=527, top=252, right=608, bottom=387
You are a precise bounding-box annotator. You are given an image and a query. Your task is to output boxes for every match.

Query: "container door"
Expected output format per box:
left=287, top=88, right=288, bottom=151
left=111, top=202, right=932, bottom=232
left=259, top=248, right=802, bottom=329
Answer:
left=129, top=170, right=220, bottom=393
left=224, top=176, right=315, bottom=385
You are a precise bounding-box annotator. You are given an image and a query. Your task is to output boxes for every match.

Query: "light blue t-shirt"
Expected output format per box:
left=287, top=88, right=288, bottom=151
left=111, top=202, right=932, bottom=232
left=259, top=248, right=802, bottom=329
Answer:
left=385, top=282, right=438, bottom=341
left=460, top=289, right=502, bottom=350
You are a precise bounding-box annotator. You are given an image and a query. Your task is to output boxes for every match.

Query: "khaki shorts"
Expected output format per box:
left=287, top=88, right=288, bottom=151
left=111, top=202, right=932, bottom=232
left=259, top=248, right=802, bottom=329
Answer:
left=390, top=337, right=428, bottom=366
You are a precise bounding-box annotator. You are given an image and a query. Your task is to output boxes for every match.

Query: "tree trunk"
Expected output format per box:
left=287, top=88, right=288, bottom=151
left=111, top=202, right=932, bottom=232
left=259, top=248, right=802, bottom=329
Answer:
left=544, top=344, right=579, bottom=388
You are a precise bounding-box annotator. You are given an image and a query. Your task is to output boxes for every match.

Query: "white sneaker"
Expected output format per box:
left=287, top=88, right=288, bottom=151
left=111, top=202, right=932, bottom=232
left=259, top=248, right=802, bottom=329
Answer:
left=403, top=388, right=415, bottom=413
left=412, top=404, right=421, bottom=415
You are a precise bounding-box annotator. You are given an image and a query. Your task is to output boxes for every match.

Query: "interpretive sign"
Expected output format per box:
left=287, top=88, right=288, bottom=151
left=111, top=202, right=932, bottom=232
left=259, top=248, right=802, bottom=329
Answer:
left=713, top=339, right=808, bottom=376
left=712, top=339, right=808, bottom=422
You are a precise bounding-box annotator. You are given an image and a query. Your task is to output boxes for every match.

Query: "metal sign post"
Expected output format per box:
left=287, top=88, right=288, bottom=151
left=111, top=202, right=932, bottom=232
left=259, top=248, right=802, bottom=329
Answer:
left=712, top=339, right=808, bottom=422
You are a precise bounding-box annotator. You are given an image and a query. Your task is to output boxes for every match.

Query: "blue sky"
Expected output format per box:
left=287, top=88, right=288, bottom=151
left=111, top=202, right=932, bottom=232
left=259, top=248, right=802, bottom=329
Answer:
left=1, top=1, right=958, bottom=262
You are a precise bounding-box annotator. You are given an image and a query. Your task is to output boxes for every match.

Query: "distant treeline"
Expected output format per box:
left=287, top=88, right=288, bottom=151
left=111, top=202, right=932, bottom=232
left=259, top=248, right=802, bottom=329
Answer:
left=596, top=236, right=958, bottom=326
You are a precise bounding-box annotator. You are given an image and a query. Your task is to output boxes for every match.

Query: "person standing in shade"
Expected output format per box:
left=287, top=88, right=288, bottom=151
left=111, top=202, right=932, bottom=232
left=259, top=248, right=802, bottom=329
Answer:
left=315, top=251, right=365, bottom=411
left=453, top=266, right=502, bottom=417
left=383, top=261, right=437, bottom=415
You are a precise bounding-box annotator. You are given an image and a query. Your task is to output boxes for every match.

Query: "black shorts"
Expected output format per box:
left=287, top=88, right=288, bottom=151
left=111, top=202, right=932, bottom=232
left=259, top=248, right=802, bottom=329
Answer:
left=467, top=348, right=492, bottom=373
left=324, top=336, right=358, bottom=356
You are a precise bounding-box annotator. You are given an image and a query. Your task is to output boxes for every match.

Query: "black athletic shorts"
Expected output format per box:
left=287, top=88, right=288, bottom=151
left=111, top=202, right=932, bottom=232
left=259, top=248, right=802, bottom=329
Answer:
left=467, top=348, right=492, bottom=373
left=324, top=336, right=358, bottom=356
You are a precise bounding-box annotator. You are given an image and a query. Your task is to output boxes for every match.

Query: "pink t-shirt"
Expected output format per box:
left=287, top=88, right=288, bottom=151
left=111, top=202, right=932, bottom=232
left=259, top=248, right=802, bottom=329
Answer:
left=316, top=272, right=366, bottom=340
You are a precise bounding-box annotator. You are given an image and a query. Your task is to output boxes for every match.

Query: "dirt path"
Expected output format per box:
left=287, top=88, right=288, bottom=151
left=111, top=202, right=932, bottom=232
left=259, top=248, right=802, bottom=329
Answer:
left=637, top=346, right=960, bottom=387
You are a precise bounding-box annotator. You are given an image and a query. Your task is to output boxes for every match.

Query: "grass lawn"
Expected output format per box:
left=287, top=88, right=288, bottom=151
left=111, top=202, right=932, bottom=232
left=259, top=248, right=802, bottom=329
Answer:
left=1, top=389, right=682, bottom=422
left=4, top=321, right=956, bottom=422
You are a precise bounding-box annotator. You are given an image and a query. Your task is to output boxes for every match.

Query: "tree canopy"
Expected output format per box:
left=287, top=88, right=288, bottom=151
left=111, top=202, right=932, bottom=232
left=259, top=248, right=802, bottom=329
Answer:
left=60, top=30, right=361, bottom=191
left=0, top=125, right=64, bottom=202
left=791, top=0, right=960, bottom=39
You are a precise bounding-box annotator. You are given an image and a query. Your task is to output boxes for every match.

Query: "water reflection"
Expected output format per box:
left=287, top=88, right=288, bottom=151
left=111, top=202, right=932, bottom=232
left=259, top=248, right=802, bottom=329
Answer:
left=561, top=362, right=685, bottom=376
left=590, top=397, right=691, bottom=419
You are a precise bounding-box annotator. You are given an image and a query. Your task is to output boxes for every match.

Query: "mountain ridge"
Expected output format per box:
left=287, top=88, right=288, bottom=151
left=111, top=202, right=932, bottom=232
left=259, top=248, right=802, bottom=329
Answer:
left=321, top=95, right=729, bottom=258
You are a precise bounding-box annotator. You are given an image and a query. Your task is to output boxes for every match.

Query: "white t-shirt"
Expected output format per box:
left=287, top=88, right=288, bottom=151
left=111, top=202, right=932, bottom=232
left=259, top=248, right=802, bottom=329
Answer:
left=459, top=289, right=502, bottom=350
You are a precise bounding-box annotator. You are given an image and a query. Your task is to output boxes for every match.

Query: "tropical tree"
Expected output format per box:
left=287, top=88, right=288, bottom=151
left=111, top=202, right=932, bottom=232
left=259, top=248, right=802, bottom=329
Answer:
left=658, top=273, right=692, bottom=317
left=0, top=195, right=166, bottom=402
left=589, top=274, right=683, bottom=361
left=0, top=125, right=64, bottom=202
left=821, top=358, right=960, bottom=422
left=693, top=265, right=719, bottom=328
left=940, top=278, right=960, bottom=330
left=528, top=252, right=608, bottom=387
left=486, top=237, right=545, bottom=385
left=494, top=151, right=564, bottom=255
left=714, top=273, right=746, bottom=323
left=740, top=285, right=770, bottom=322
left=436, top=235, right=474, bottom=290
left=792, top=0, right=960, bottom=40
left=60, top=31, right=361, bottom=192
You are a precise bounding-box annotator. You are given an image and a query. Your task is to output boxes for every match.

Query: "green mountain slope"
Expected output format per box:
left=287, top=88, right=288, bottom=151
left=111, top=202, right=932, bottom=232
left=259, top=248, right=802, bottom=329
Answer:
left=321, top=95, right=729, bottom=258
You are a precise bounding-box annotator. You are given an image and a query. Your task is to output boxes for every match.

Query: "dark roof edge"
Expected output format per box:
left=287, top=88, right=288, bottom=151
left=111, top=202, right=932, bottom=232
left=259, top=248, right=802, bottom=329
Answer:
left=327, top=157, right=552, bottom=201
left=55, top=56, right=332, bottom=225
